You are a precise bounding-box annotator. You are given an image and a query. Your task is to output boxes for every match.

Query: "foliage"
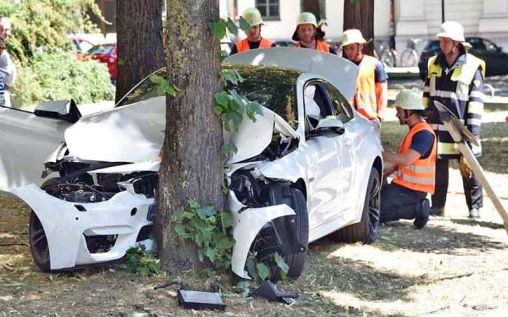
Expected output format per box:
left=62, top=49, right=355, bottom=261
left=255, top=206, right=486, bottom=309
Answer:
left=0, top=0, right=103, bottom=64
left=174, top=199, right=234, bottom=274
left=11, top=49, right=114, bottom=110
left=150, top=74, right=178, bottom=97
left=117, top=246, right=160, bottom=277
left=245, top=252, right=289, bottom=282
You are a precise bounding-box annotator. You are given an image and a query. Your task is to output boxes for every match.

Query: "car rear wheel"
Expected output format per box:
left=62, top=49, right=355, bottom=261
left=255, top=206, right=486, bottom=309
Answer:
left=29, top=211, right=50, bottom=272
left=335, top=167, right=381, bottom=244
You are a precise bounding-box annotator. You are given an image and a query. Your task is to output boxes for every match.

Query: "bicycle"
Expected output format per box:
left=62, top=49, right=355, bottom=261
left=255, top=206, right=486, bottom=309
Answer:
left=400, top=38, right=422, bottom=67
left=373, top=39, right=397, bottom=67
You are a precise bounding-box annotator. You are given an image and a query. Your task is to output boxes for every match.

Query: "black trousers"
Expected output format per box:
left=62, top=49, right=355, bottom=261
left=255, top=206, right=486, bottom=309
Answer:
left=432, top=158, right=483, bottom=210
left=380, top=182, right=427, bottom=223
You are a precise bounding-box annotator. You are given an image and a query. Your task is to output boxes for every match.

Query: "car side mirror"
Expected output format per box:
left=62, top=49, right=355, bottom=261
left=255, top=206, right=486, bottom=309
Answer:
left=34, top=99, right=82, bottom=123
left=315, top=116, right=345, bottom=135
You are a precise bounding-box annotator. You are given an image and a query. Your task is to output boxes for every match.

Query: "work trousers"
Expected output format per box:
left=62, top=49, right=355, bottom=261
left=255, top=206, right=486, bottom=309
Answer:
left=380, top=182, right=427, bottom=223
left=432, top=158, right=483, bottom=210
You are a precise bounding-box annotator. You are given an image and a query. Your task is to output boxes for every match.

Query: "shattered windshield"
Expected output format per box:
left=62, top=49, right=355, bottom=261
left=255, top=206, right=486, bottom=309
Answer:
left=115, top=69, right=167, bottom=107
left=225, top=65, right=300, bottom=129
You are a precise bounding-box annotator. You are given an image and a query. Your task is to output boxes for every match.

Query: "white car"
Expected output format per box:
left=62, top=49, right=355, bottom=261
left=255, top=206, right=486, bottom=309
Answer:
left=0, top=48, right=383, bottom=279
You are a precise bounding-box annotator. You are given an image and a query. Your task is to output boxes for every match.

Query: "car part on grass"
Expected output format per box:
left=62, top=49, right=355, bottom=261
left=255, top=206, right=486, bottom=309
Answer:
left=250, top=280, right=298, bottom=305
left=177, top=289, right=226, bottom=311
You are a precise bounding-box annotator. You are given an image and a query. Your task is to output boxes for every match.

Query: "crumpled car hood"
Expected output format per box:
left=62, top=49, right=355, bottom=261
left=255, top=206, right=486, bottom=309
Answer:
left=224, top=106, right=298, bottom=164
left=65, top=96, right=166, bottom=163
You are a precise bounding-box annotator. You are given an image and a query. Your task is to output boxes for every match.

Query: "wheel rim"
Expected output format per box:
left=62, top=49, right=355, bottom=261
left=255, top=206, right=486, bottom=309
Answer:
left=368, top=174, right=381, bottom=235
left=30, top=213, right=50, bottom=264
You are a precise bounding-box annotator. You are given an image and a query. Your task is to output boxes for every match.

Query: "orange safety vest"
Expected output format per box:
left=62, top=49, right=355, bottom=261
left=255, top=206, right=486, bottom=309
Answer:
left=235, top=38, right=273, bottom=53
left=392, top=122, right=437, bottom=194
left=295, top=41, right=330, bottom=53
left=351, top=55, right=384, bottom=120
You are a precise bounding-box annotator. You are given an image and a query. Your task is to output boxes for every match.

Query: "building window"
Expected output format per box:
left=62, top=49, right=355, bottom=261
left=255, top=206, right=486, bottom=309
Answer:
left=256, top=0, right=280, bottom=21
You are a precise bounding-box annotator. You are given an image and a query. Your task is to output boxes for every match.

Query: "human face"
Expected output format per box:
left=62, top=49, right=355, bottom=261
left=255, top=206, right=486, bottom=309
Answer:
left=246, top=24, right=261, bottom=42
left=439, top=37, right=457, bottom=56
left=395, top=107, right=409, bottom=125
left=342, top=43, right=363, bottom=62
left=297, top=24, right=315, bottom=44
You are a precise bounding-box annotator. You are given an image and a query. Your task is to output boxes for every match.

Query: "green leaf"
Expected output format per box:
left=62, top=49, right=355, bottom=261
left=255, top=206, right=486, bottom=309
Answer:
left=209, top=20, right=227, bottom=40
left=227, top=17, right=238, bottom=35
left=188, top=199, right=200, bottom=210
left=223, top=143, right=238, bottom=156
left=149, top=74, right=178, bottom=97
left=239, top=16, right=250, bottom=32
left=256, top=263, right=271, bottom=281
left=215, top=91, right=230, bottom=107
left=220, top=212, right=233, bottom=231
left=205, top=248, right=218, bottom=263
left=197, top=205, right=217, bottom=219
left=174, top=224, right=187, bottom=238
left=274, top=252, right=289, bottom=274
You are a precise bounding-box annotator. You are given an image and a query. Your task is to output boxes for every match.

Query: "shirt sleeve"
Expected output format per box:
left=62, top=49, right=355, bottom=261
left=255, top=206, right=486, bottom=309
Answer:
left=410, top=130, right=435, bottom=159
left=0, top=52, right=16, bottom=87
left=374, top=60, right=388, bottom=82
left=466, top=68, right=484, bottom=137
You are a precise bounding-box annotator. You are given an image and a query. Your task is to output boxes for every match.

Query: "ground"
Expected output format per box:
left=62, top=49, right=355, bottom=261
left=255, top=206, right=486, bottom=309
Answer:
left=1, top=88, right=507, bottom=316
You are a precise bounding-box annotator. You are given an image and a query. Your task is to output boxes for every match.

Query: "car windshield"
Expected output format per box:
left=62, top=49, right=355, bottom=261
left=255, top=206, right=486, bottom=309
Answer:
left=116, top=68, right=166, bottom=107
left=87, top=44, right=115, bottom=55
left=424, top=40, right=440, bottom=52
left=224, top=64, right=300, bottom=129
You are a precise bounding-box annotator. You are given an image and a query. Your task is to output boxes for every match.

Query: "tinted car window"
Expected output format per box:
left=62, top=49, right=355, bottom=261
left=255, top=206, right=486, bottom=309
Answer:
left=424, top=40, right=440, bottom=52
left=116, top=69, right=166, bottom=107
left=483, top=38, right=498, bottom=52
left=230, top=65, right=300, bottom=129
left=324, top=82, right=353, bottom=123
left=87, top=44, right=115, bottom=55
left=468, top=38, right=486, bottom=50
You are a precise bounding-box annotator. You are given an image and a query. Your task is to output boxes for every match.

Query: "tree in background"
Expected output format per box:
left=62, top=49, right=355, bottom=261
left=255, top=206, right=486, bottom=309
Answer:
left=115, top=0, right=165, bottom=102
left=343, top=0, right=374, bottom=56
left=154, top=0, right=224, bottom=273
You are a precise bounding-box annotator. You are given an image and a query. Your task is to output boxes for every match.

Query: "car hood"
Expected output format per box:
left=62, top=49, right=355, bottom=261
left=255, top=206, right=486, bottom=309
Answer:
left=224, top=106, right=298, bottom=164
left=224, top=47, right=359, bottom=100
left=65, top=95, right=166, bottom=163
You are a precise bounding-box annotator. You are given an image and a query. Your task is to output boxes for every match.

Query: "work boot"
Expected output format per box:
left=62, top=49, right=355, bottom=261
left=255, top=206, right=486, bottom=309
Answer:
left=430, top=206, right=445, bottom=216
left=414, top=199, right=430, bottom=229
left=469, top=208, right=480, bottom=219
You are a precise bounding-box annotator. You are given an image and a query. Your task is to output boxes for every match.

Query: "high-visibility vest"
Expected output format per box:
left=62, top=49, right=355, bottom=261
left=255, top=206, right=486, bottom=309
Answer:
left=422, top=53, right=485, bottom=157
left=235, top=38, right=273, bottom=53
left=295, top=40, right=330, bottom=53
left=392, top=121, right=437, bottom=194
left=351, top=55, right=382, bottom=120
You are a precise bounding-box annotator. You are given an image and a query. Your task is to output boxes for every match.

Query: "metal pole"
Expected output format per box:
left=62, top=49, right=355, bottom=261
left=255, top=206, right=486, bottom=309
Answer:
left=441, top=0, right=445, bottom=23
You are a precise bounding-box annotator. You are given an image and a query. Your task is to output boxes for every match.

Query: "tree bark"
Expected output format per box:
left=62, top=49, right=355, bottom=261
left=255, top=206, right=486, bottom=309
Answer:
left=343, top=0, right=374, bottom=56
left=155, top=0, right=223, bottom=273
left=115, top=0, right=165, bottom=102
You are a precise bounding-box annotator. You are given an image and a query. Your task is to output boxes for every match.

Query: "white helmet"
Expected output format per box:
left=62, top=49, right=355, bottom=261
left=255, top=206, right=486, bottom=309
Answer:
left=436, top=21, right=471, bottom=49
left=340, top=29, right=366, bottom=47
left=395, top=90, right=425, bottom=111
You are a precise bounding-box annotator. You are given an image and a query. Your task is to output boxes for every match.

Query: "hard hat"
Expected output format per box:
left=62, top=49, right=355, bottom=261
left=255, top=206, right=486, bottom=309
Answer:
left=296, top=12, right=318, bottom=27
left=340, top=29, right=366, bottom=47
left=242, top=8, right=263, bottom=27
left=395, top=90, right=425, bottom=111
left=436, top=21, right=471, bottom=48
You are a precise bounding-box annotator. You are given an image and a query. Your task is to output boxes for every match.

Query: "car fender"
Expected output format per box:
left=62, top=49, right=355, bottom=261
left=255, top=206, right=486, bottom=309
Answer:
left=230, top=198, right=295, bottom=279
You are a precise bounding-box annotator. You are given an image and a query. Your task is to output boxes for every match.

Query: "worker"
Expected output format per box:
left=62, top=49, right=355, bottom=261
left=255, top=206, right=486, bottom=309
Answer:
left=0, top=17, right=15, bottom=108
left=230, top=8, right=274, bottom=55
left=381, top=90, right=436, bottom=229
left=422, top=21, right=485, bottom=218
left=292, top=12, right=336, bottom=54
left=340, top=29, right=388, bottom=121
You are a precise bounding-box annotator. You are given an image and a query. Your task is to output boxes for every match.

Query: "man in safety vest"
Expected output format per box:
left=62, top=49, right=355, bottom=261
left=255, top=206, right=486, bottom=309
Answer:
left=230, top=8, right=275, bottom=55
left=341, top=29, right=388, bottom=121
left=422, top=21, right=485, bottom=218
left=292, top=12, right=336, bottom=54
left=381, top=90, right=436, bottom=229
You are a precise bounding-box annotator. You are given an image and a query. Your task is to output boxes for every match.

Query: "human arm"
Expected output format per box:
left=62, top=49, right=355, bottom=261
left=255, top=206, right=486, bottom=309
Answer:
left=466, top=68, right=484, bottom=138
left=383, top=130, right=434, bottom=166
left=374, top=61, right=388, bottom=120
left=0, top=52, right=16, bottom=87
left=383, top=149, right=421, bottom=167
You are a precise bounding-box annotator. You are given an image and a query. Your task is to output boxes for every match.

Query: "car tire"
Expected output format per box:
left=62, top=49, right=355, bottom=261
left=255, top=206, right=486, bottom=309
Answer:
left=29, top=210, right=51, bottom=272
left=254, top=187, right=308, bottom=281
left=335, top=167, right=381, bottom=244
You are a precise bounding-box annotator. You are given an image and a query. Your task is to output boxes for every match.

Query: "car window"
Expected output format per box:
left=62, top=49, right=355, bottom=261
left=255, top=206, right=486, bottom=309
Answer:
left=87, top=44, right=115, bottom=55
left=116, top=69, right=166, bottom=107
left=483, top=38, right=498, bottom=52
left=303, top=82, right=334, bottom=130
left=324, top=82, right=353, bottom=123
left=468, top=38, right=486, bottom=50
left=425, top=40, right=440, bottom=52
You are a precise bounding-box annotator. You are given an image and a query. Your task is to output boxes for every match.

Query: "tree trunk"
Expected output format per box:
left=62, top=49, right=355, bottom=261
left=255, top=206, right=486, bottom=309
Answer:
left=343, top=0, right=374, bottom=56
left=302, top=0, right=321, bottom=19
left=154, top=0, right=223, bottom=273
left=115, top=0, right=165, bottom=102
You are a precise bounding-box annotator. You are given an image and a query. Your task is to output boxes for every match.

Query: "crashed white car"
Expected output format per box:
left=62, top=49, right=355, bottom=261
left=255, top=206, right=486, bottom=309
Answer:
left=0, top=48, right=382, bottom=278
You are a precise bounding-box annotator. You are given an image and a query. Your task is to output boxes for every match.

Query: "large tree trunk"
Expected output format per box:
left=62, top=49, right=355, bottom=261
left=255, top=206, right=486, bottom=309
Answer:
left=115, top=0, right=165, bottom=102
left=154, top=0, right=223, bottom=273
left=343, top=0, right=374, bottom=56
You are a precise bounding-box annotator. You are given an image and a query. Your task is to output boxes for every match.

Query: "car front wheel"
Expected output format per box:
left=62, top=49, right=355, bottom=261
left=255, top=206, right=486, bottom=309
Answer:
left=29, top=211, right=50, bottom=272
left=335, top=167, right=381, bottom=244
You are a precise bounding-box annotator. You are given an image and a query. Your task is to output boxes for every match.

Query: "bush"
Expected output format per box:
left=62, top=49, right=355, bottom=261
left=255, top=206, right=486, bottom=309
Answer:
left=11, top=49, right=114, bottom=110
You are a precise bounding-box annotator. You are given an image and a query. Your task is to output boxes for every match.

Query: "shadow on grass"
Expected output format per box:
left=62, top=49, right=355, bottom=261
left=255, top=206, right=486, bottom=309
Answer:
left=377, top=221, right=506, bottom=254
left=450, top=218, right=505, bottom=230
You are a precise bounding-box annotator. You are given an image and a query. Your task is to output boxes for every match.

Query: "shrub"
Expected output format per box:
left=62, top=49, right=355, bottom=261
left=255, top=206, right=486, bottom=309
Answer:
left=11, top=49, right=114, bottom=111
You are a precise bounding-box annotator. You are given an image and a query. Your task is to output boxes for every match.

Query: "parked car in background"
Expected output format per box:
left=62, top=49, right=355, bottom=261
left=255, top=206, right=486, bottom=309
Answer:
left=0, top=48, right=382, bottom=279
left=86, top=43, right=117, bottom=81
left=418, top=37, right=508, bottom=80
left=69, top=35, right=95, bottom=61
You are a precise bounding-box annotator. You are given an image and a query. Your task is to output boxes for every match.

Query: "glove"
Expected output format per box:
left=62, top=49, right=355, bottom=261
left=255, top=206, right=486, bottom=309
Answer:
left=459, top=155, right=473, bottom=178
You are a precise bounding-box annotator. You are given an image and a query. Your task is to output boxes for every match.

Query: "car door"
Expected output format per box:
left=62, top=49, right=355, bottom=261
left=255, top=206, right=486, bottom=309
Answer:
left=302, top=81, right=351, bottom=230
left=481, top=38, right=508, bottom=76
left=0, top=105, right=69, bottom=191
